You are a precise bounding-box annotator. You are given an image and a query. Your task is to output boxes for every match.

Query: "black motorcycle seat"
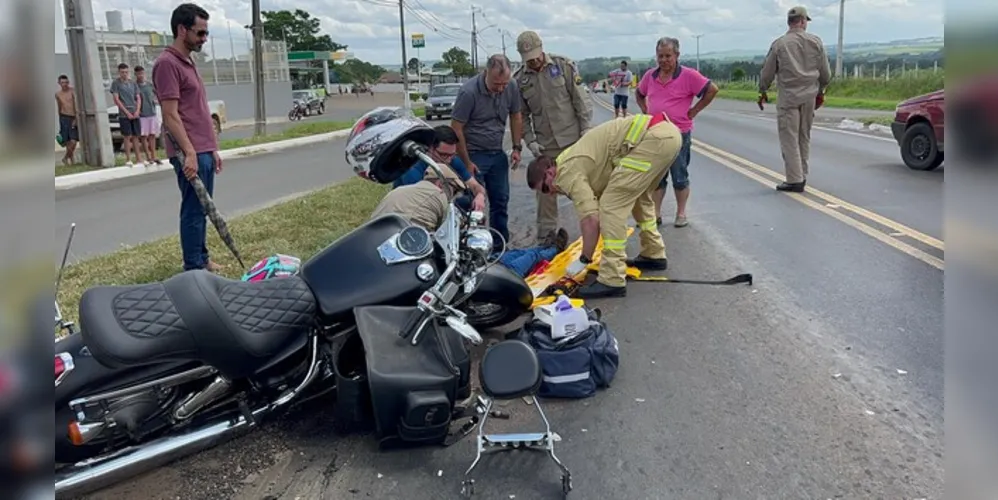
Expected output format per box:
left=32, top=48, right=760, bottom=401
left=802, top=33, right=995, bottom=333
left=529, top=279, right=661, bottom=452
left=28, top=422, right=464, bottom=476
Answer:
left=80, top=270, right=317, bottom=379
left=479, top=340, right=541, bottom=400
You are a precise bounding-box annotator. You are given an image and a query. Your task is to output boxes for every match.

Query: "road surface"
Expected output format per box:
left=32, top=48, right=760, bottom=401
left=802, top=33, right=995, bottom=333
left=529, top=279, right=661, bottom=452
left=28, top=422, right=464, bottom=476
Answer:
left=60, top=96, right=943, bottom=500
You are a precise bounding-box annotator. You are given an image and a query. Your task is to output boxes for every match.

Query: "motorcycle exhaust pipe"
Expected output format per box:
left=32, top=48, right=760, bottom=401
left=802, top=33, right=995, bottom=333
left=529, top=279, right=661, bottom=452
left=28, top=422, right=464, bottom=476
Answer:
left=55, top=406, right=268, bottom=499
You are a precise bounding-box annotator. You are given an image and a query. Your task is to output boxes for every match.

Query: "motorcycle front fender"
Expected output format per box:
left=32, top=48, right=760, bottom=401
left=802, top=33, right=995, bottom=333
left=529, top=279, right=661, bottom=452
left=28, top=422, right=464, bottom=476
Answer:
left=469, top=264, right=533, bottom=315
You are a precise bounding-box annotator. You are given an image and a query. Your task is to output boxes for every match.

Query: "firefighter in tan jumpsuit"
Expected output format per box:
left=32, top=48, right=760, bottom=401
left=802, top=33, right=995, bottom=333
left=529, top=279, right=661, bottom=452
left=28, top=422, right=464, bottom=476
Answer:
left=759, top=5, right=832, bottom=193
left=513, top=30, right=592, bottom=247
left=370, top=164, right=483, bottom=231
left=525, top=114, right=682, bottom=299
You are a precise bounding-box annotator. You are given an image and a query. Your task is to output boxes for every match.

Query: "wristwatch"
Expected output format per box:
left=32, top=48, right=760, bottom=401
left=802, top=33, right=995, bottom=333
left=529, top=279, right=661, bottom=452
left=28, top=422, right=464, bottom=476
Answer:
left=512, top=144, right=522, bottom=152
left=579, top=255, right=592, bottom=264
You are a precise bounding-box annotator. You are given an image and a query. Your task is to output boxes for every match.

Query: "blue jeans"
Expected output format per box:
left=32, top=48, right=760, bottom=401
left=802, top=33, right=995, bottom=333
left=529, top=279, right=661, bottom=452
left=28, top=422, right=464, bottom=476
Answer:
left=659, top=131, right=692, bottom=190
left=613, top=94, right=629, bottom=110
left=170, top=153, right=217, bottom=271
left=470, top=150, right=510, bottom=249
left=497, top=246, right=558, bottom=278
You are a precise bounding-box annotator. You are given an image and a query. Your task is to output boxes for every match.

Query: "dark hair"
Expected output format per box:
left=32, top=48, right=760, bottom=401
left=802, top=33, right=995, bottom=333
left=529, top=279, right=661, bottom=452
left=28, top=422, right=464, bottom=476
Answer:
left=171, top=3, right=210, bottom=38
left=134, top=66, right=145, bottom=72
left=432, top=125, right=459, bottom=147
left=526, top=155, right=555, bottom=190
left=58, top=74, right=69, bottom=80
left=117, top=63, right=129, bottom=70
left=621, top=60, right=628, bottom=66
left=788, top=14, right=805, bottom=25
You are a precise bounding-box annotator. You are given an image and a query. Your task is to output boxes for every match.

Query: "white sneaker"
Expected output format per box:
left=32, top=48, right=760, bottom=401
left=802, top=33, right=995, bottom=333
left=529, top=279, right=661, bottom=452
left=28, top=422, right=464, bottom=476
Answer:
left=125, top=161, right=134, bottom=167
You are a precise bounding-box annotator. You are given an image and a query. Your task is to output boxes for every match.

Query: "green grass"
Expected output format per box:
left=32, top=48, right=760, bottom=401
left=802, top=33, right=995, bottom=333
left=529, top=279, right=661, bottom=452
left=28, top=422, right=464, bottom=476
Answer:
left=56, top=178, right=389, bottom=329
left=718, top=71, right=943, bottom=111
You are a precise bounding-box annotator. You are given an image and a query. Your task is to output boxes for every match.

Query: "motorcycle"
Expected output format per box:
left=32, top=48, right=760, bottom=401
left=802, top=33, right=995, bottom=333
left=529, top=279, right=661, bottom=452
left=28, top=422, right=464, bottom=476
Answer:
left=288, top=100, right=305, bottom=121
left=54, top=107, right=533, bottom=497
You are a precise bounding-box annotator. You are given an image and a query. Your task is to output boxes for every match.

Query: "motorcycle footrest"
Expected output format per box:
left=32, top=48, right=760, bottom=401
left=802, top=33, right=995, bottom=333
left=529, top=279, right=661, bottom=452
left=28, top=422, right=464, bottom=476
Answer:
left=481, top=432, right=548, bottom=448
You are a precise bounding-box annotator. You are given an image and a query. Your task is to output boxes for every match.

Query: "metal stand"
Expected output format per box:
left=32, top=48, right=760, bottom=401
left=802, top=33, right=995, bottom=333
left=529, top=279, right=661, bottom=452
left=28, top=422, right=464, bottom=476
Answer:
left=461, top=395, right=572, bottom=498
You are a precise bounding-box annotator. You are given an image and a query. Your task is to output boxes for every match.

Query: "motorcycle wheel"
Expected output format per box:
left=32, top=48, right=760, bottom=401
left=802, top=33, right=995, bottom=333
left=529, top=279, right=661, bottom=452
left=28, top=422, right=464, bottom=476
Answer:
left=463, top=301, right=520, bottom=330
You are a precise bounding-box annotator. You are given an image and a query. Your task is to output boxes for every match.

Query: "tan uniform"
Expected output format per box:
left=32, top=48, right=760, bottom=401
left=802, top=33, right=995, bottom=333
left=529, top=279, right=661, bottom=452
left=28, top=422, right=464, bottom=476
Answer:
left=760, top=27, right=832, bottom=184
left=515, top=53, right=592, bottom=244
left=554, top=115, right=682, bottom=287
left=370, top=181, right=448, bottom=231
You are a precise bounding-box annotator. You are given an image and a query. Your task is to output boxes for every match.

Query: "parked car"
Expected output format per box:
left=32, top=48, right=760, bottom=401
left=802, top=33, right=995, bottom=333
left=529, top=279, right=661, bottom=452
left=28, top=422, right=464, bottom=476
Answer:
left=891, top=89, right=944, bottom=171
left=292, top=90, right=325, bottom=116
left=425, top=83, right=462, bottom=121
left=108, top=100, right=226, bottom=153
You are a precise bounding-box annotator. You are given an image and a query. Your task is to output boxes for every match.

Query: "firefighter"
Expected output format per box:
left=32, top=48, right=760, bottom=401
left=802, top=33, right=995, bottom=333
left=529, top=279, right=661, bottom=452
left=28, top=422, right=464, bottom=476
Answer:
left=525, top=113, right=683, bottom=299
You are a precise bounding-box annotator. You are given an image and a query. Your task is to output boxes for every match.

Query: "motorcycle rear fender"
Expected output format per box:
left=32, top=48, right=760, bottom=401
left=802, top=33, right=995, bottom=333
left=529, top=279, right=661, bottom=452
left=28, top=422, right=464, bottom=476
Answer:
left=471, top=264, right=533, bottom=313
left=55, top=332, right=201, bottom=408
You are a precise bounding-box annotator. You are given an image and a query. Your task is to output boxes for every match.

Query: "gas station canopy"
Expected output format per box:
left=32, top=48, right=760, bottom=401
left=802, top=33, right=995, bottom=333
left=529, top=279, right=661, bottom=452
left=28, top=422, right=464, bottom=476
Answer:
left=287, top=51, right=355, bottom=62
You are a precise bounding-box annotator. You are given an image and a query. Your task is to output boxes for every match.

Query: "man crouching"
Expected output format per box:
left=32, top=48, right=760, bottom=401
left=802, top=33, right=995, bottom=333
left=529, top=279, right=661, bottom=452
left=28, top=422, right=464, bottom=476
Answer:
left=525, top=113, right=682, bottom=299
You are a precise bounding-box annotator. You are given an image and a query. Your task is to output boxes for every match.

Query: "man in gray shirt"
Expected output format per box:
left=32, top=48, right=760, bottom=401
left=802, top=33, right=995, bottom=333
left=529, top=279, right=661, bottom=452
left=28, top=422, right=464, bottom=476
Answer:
left=450, top=54, right=524, bottom=251
left=608, top=60, right=633, bottom=118
left=109, top=62, right=143, bottom=166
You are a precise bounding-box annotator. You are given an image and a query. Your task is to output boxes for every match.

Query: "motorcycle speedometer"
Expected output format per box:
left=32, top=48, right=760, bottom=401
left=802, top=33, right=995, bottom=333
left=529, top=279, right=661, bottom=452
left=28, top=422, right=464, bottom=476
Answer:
left=397, top=226, right=432, bottom=256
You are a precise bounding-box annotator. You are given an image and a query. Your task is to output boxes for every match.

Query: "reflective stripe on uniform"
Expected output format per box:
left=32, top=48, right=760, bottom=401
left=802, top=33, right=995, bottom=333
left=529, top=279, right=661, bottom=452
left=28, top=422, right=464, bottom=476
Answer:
left=603, top=239, right=627, bottom=250
left=637, top=219, right=657, bottom=231
left=624, top=115, right=651, bottom=145
left=556, top=147, right=572, bottom=164
left=619, top=157, right=651, bottom=172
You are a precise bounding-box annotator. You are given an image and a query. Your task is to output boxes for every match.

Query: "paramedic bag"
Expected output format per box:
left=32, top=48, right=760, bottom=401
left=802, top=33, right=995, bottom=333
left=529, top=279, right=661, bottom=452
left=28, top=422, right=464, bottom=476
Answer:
left=515, top=307, right=620, bottom=399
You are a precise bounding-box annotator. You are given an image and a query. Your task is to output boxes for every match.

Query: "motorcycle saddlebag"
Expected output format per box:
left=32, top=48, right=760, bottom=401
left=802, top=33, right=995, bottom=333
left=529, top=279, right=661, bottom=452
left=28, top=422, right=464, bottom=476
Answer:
left=353, top=305, right=470, bottom=449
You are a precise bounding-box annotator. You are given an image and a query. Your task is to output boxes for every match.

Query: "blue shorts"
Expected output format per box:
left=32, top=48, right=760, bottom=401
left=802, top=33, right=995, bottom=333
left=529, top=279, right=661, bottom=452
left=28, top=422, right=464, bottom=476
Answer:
left=613, top=94, right=629, bottom=109
left=660, top=132, right=692, bottom=190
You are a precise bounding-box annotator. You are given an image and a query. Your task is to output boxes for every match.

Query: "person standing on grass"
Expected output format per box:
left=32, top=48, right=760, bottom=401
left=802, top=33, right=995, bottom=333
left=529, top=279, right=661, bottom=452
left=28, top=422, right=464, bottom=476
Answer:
left=450, top=54, right=524, bottom=253
left=635, top=36, right=718, bottom=228
left=153, top=2, right=224, bottom=273
left=110, top=63, right=143, bottom=166
left=759, top=5, right=831, bottom=193
left=55, top=75, right=79, bottom=166
left=134, top=66, right=163, bottom=165
left=608, top=61, right=633, bottom=118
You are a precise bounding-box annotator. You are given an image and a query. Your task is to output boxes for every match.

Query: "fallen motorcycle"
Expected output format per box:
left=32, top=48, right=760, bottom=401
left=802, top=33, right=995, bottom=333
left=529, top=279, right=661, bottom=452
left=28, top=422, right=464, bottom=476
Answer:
left=54, top=107, right=533, bottom=497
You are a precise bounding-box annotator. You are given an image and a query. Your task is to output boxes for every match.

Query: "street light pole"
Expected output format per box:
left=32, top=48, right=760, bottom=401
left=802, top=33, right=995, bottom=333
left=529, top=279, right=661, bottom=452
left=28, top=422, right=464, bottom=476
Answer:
left=251, top=0, right=266, bottom=136
left=399, top=0, right=410, bottom=110
left=693, top=34, right=704, bottom=72
left=835, top=0, right=845, bottom=77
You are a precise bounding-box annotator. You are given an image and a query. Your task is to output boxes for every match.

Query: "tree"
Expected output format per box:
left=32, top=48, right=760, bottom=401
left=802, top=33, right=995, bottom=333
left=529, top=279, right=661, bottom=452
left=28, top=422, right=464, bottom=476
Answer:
left=335, top=59, right=387, bottom=85
left=440, top=47, right=475, bottom=77
left=407, top=57, right=421, bottom=74
left=732, top=67, right=746, bottom=81
left=262, top=9, right=346, bottom=52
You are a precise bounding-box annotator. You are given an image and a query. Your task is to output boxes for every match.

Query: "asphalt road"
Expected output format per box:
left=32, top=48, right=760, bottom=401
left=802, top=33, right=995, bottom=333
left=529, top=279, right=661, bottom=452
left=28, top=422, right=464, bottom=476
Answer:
left=62, top=96, right=943, bottom=500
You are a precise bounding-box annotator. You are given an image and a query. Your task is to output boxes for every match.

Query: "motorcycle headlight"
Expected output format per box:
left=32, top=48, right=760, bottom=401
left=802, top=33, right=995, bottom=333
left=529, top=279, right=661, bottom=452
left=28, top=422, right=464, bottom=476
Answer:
left=465, top=228, right=493, bottom=258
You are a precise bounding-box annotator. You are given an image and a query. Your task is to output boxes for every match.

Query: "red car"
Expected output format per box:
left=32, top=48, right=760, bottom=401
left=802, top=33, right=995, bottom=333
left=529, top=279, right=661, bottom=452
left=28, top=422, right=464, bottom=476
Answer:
left=891, top=89, right=944, bottom=170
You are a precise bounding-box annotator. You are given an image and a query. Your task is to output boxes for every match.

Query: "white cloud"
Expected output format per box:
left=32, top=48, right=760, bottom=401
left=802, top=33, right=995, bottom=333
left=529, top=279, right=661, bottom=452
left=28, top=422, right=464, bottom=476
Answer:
left=55, top=0, right=944, bottom=63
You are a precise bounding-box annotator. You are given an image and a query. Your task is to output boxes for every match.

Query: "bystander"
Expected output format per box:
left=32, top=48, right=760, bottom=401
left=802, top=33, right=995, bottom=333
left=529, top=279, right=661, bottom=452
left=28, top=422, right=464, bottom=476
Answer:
left=55, top=75, right=79, bottom=166
left=134, top=66, right=163, bottom=165
left=110, top=63, right=143, bottom=166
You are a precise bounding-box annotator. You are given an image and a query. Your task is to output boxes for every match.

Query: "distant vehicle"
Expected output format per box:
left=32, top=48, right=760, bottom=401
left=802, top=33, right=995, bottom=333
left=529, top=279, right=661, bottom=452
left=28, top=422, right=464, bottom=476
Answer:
left=107, top=100, right=226, bottom=153
left=891, top=89, right=943, bottom=171
left=292, top=90, right=325, bottom=116
left=425, top=83, right=462, bottom=121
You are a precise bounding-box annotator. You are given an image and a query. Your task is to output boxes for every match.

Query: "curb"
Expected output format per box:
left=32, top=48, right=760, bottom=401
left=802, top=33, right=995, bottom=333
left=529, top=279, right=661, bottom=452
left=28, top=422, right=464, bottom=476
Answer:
left=55, top=129, right=351, bottom=191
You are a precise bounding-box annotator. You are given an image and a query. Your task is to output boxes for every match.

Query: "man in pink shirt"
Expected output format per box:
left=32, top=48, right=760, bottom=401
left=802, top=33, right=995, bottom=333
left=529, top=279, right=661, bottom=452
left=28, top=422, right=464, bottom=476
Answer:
left=636, top=37, right=718, bottom=227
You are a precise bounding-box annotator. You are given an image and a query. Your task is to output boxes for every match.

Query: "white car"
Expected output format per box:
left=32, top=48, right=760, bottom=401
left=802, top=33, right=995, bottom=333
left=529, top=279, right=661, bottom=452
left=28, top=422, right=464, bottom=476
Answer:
left=107, top=100, right=227, bottom=152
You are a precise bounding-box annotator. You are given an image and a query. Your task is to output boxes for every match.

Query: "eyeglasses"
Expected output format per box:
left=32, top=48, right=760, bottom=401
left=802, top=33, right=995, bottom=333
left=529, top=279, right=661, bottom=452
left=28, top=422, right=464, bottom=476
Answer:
left=195, top=30, right=209, bottom=37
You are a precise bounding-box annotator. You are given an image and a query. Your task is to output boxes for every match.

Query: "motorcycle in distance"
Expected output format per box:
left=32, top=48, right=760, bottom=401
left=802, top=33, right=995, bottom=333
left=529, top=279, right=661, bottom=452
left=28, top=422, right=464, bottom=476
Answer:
left=54, top=107, right=534, bottom=498
left=288, top=100, right=306, bottom=121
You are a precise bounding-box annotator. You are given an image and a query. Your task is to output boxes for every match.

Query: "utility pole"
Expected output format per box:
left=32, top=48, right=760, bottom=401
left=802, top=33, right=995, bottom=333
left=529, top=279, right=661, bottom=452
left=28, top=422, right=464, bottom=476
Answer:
left=471, top=7, right=478, bottom=69
left=835, top=0, right=845, bottom=77
left=398, top=0, right=410, bottom=110
left=251, top=0, right=266, bottom=136
left=499, top=28, right=506, bottom=57
left=63, top=0, right=114, bottom=167
left=693, top=34, right=704, bottom=72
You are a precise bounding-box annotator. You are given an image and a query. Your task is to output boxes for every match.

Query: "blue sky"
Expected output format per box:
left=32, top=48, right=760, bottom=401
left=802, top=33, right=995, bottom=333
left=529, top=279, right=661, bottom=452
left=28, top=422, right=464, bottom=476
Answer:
left=55, top=0, right=948, bottom=64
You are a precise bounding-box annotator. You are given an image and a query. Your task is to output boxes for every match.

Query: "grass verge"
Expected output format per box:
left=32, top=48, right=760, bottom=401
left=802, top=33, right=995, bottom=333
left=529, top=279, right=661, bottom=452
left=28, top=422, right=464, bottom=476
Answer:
left=718, top=88, right=899, bottom=111
left=56, top=178, right=389, bottom=327
left=56, top=108, right=427, bottom=177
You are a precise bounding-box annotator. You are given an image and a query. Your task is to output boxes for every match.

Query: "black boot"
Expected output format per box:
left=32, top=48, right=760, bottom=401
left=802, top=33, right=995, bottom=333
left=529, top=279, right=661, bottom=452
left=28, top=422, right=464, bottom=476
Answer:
left=776, top=181, right=806, bottom=192
left=625, top=255, right=668, bottom=270
left=554, top=228, right=569, bottom=253
left=576, top=281, right=627, bottom=299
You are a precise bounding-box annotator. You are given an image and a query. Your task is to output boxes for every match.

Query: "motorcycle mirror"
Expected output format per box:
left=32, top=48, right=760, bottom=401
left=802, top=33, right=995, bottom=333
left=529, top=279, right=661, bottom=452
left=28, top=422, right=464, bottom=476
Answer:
left=445, top=315, right=483, bottom=345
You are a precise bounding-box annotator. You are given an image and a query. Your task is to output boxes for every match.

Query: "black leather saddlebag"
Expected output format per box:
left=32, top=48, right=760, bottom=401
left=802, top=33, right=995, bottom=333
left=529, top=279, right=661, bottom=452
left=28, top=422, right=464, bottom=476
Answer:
left=352, top=305, right=470, bottom=448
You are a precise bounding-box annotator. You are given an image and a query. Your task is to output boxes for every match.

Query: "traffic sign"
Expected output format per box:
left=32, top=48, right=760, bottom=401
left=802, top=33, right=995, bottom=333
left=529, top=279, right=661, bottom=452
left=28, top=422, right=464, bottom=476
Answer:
left=411, top=33, right=425, bottom=48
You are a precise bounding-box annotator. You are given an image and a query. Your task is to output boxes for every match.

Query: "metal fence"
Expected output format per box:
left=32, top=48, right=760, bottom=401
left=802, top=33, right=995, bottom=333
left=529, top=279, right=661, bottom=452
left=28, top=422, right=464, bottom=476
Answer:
left=93, top=30, right=290, bottom=85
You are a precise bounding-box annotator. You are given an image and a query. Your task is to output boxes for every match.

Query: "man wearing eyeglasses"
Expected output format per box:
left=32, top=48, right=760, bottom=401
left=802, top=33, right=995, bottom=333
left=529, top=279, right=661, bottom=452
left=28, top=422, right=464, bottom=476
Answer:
left=153, top=3, right=224, bottom=273
left=525, top=113, right=682, bottom=299
left=393, top=125, right=486, bottom=213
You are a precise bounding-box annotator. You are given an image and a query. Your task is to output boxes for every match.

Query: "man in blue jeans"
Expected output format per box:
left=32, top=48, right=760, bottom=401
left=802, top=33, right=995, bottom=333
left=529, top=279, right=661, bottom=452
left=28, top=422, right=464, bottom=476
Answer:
left=450, top=54, right=524, bottom=253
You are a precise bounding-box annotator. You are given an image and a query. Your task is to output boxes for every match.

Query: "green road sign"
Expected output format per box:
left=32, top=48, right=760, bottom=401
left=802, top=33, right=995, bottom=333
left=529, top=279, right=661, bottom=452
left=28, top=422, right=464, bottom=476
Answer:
left=411, top=33, right=425, bottom=48
left=288, top=51, right=317, bottom=61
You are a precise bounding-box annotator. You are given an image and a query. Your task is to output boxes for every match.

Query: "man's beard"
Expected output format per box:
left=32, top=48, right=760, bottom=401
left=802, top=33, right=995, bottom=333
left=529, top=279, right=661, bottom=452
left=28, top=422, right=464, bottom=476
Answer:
left=189, top=40, right=204, bottom=53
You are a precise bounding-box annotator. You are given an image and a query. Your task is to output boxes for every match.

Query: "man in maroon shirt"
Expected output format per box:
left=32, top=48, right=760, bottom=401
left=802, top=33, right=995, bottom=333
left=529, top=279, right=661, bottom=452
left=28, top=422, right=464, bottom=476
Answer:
left=152, top=3, right=224, bottom=272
